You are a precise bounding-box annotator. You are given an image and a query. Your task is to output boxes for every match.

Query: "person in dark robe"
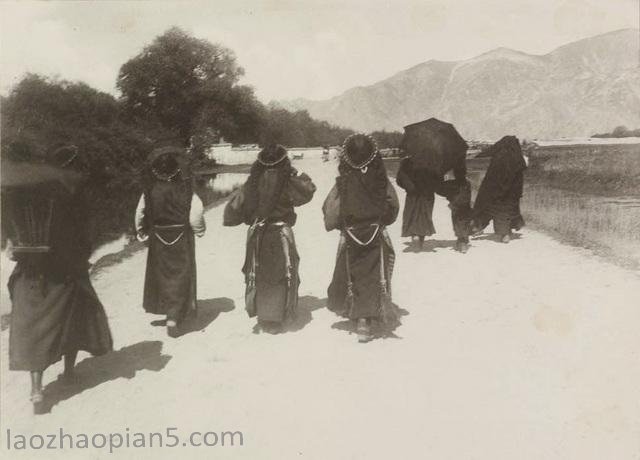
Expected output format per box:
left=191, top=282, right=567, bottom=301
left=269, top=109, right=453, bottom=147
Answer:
left=4, top=144, right=113, bottom=414
left=135, top=146, right=205, bottom=337
left=434, top=164, right=473, bottom=253
left=396, top=157, right=440, bottom=249
left=323, top=134, right=400, bottom=343
left=471, top=135, right=527, bottom=243
left=223, top=144, right=316, bottom=333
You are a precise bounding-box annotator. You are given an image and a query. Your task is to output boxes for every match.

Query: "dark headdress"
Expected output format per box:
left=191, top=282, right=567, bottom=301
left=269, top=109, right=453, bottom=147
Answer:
left=147, top=146, right=186, bottom=182
left=480, top=135, right=526, bottom=175
left=244, top=144, right=294, bottom=223
left=257, top=144, right=288, bottom=167
left=337, top=134, right=389, bottom=225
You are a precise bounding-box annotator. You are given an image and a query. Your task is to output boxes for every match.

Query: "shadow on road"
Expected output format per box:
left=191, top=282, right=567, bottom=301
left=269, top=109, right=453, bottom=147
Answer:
left=402, top=239, right=457, bottom=253
left=471, top=232, right=522, bottom=243
left=176, top=297, right=235, bottom=337
left=331, top=303, right=409, bottom=340
left=285, top=295, right=326, bottom=333
left=42, top=340, right=172, bottom=414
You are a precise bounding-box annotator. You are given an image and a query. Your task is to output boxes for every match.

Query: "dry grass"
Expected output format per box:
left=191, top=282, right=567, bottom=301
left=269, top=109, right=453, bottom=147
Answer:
left=521, top=185, right=640, bottom=268
left=522, top=144, right=640, bottom=268
left=528, top=144, right=640, bottom=196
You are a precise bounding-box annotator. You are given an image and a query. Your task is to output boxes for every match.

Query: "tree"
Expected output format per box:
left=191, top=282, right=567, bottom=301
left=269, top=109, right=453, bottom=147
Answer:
left=258, top=105, right=353, bottom=147
left=371, top=130, right=403, bottom=149
left=117, top=27, right=248, bottom=149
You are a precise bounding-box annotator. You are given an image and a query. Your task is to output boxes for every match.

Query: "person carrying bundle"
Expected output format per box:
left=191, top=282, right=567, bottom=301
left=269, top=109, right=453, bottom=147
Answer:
left=323, top=134, right=400, bottom=343
left=396, top=157, right=440, bottom=250
left=3, top=143, right=113, bottom=414
left=400, top=118, right=472, bottom=252
left=471, top=135, right=527, bottom=243
left=223, top=144, right=316, bottom=333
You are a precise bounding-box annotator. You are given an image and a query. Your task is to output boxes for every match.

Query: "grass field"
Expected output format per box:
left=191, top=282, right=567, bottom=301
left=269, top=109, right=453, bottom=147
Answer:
left=522, top=144, right=640, bottom=269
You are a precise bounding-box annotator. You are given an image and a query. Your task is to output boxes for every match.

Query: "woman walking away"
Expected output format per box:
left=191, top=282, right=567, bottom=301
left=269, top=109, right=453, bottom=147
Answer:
left=323, top=134, right=400, bottom=343
left=3, top=143, right=113, bottom=414
left=223, top=144, right=316, bottom=333
left=396, top=156, right=440, bottom=250
left=471, top=135, right=527, bottom=243
left=435, top=175, right=473, bottom=253
left=135, top=146, right=205, bottom=337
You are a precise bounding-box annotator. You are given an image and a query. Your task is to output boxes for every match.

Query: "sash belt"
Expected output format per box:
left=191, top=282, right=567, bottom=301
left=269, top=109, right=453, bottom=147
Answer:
left=153, top=224, right=185, bottom=246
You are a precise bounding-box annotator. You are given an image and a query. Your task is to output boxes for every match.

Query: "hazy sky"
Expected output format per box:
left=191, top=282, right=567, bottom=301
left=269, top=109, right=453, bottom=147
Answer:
left=1, top=0, right=638, bottom=102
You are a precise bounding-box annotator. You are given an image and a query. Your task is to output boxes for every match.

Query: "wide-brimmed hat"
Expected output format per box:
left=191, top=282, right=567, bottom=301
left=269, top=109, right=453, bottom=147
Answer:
left=257, top=144, right=288, bottom=166
left=341, top=134, right=378, bottom=170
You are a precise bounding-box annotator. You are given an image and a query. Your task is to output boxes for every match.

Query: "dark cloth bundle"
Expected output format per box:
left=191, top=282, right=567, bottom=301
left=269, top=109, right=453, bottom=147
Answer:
left=337, top=160, right=397, bottom=227
left=7, top=188, right=112, bottom=371
left=242, top=145, right=297, bottom=225
left=473, top=136, right=527, bottom=234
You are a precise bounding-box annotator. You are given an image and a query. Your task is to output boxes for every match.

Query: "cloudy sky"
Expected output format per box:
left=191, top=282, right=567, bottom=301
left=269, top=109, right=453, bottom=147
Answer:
left=1, top=0, right=638, bottom=102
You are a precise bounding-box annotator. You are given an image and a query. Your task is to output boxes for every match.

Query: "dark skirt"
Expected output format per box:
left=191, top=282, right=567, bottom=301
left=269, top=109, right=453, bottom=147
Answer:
left=143, top=227, right=196, bottom=322
left=243, top=224, right=300, bottom=323
left=474, top=199, right=525, bottom=236
left=328, top=228, right=395, bottom=321
left=401, top=192, right=435, bottom=237
left=8, top=264, right=113, bottom=371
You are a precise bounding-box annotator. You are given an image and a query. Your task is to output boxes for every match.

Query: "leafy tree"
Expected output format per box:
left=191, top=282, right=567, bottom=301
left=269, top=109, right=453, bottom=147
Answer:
left=117, top=27, right=250, bottom=149
left=259, top=106, right=353, bottom=147
left=1, top=74, right=152, bottom=246
left=371, top=130, right=403, bottom=149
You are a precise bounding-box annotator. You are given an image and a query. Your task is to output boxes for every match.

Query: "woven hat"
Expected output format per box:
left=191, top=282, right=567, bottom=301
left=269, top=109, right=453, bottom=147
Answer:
left=342, top=134, right=378, bottom=170
left=257, top=144, right=288, bottom=166
left=148, top=146, right=184, bottom=181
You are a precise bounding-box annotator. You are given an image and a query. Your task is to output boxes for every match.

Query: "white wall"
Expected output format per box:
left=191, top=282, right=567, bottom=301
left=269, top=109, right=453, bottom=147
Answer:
left=207, top=144, right=341, bottom=165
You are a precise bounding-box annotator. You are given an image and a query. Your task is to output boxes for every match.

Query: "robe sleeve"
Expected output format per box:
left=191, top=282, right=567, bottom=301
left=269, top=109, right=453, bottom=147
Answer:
left=289, top=172, right=317, bottom=207
left=223, top=186, right=247, bottom=227
left=382, top=180, right=400, bottom=226
left=322, top=183, right=341, bottom=231
left=396, top=160, right=416, bottom=193
left=190, top=194, right=206, bottom=237
left=134, top=194, right=149, bottom=242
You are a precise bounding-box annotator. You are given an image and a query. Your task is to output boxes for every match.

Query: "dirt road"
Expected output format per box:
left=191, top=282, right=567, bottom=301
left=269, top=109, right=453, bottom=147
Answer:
left=2, top=158, right=639, bottom=459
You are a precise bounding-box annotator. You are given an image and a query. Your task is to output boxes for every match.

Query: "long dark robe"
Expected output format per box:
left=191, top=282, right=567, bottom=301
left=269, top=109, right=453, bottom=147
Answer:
left=224, top=167, right=316, bottom=323
left=396, top=158, right=441, bottom=237
left=324, top=159, right=399, bottom=321
left=7, top=187, right=113, bottom=371
left=435, top=179, right=473, bottom=242
left=473, top=136, right=526, bottom=235
left=142, top=180, right=197, bottom=322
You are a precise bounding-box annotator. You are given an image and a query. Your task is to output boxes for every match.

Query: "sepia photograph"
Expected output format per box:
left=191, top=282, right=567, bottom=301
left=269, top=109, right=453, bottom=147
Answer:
left=0, top=0, right=639, bottom=458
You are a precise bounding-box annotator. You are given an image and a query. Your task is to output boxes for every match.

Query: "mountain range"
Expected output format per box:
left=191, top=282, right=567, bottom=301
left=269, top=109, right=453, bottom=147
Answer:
left=279, top=29, right=640, bottom=140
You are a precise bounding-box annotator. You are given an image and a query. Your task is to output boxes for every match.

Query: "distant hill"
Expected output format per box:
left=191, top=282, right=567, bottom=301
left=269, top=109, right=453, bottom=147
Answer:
left=279, top=29, right=640, bottom=140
